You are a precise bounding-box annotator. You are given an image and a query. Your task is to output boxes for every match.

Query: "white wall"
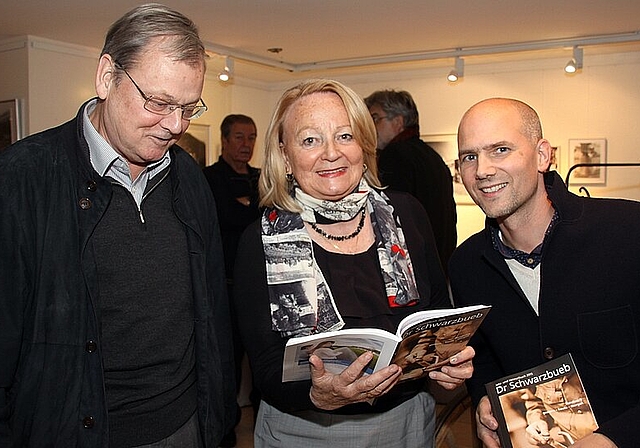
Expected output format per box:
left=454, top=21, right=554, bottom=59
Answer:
left=26, top=38, right=99, bottom=133
left=261, top=51, right=640, bottom=242
left=2, top=35, right=639, bottom=244
left=0, top=37, right=30, bottom=135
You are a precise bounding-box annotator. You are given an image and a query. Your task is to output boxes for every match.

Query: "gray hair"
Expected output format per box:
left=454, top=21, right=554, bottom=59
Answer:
left=101, top=3, right=206, bottom=70
left=364, top=89, right=419, bottom=130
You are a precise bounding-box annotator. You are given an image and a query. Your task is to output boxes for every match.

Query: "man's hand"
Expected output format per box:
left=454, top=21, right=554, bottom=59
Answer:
left=475, top=395, right=501, bottom=448
left=308, top=351, right=402, bottom=411
left=428, top=346, right=475, bottom=390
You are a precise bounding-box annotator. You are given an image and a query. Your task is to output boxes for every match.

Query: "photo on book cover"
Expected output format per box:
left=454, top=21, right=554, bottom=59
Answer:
left=392, top=320, right=476, bottom=382
left=485, top=353, right=598, bottom=448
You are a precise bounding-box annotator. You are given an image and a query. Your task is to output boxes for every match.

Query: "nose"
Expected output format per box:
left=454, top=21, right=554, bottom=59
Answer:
left=475, top=153, right=496, bottom=179
left=160, top=108, right=185, bottom=134
left=322, top=139, right=340, bottom=161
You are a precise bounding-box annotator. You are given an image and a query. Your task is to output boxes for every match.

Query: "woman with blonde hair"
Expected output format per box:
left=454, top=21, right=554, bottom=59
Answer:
left=234, top=79, right=474, bottom=447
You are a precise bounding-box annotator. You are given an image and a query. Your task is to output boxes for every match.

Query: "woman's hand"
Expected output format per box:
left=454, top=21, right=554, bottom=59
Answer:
left=428, top=345, right=475, bottom=390
left=308, top=351, right=402, bottom=410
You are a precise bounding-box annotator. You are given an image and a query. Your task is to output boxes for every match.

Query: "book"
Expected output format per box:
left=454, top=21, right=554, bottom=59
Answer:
left=282, top=304, right=490, bottom=382
left=485, top=353, right=598, bottom=448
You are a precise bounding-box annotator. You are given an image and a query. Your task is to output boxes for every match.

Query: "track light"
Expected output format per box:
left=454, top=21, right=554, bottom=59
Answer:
left=218, top=56, right=234, bottom=82
left=564, top=46, right=583, bottom=73
left=447, top=57, right=464, bottom=83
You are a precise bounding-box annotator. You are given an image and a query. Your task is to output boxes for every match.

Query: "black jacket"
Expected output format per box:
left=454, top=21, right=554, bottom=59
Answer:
left=0, top=102, right=236, bottom=447
left=378, top=133, right=457, bottom=272
left=202, top=157, right=261, bottom=279
left=234, top=191, right=450, bottom=414
left=450, top=171, right=640, bottom=448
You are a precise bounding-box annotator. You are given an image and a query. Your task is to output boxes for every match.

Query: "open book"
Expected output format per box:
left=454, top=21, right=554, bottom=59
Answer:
left=282, top=304, right=490, bottom=382
left=485, top=353, right=598, bottom=448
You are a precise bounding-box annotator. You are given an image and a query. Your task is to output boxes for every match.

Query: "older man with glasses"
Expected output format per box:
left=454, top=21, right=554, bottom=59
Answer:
left=0, top=4, right=236, bottom=447
left=364, top=89, right=457, bottom=275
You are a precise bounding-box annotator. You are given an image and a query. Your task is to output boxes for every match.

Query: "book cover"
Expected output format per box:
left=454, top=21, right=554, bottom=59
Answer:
left=282, top=304, right=490, bottom=382
left=485, top=353, right=598, bottom=448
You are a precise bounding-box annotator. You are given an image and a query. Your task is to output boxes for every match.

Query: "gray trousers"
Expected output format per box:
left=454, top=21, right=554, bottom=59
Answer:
left=254, top=391, right=435, bottom=448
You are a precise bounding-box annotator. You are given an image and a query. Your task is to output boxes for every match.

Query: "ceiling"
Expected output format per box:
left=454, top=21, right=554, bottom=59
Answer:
left=3, top=0, right=640, bottom=82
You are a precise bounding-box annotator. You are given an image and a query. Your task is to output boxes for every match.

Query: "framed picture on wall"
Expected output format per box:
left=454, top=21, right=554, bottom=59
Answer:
left=549, top=146, right=560, bottom=173
left=568, top=138, right=607, bottom=185
left=422, top=133, right=474, bottom=205
left=0, top=99, right=22, bottom=152
left=177, top=123, right=211, bottom=168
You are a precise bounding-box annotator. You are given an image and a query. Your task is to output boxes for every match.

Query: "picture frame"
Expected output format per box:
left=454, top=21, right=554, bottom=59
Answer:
left=549, top=146, right=560, bottom=173
left=177, top=123, right=211, bottom=168
left=422, top=133, right=474, bottom=205
left=567, top=138, right=607, bottom=185
left=0, top=99, right=22, bottom=152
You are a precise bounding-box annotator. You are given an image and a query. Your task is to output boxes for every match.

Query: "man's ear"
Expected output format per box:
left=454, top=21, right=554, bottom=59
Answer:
left=391, top=115, right=405, bottom=135
left=95, top=54, right=115, bottom=100
left=536, top=139, right=553, bottom=172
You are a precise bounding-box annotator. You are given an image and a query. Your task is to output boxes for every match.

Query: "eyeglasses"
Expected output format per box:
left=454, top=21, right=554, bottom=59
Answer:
left=114, top=62, right=208, bottom=120
left=371, top=114, right=390, bottom=124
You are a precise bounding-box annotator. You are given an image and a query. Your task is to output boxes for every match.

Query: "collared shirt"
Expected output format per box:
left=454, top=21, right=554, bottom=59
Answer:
left=82, top=99, right=171, bottom=209
left=490, top=209, right=559, bottom=315
left=490, top=210, right=559, bottom=269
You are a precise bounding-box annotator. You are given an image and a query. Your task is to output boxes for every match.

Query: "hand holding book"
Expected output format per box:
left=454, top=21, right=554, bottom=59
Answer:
left=282, top=304, right=490, bottom=383
left=484, top=354, right=599, bottom=448
left=308, top=350, right=402, bottom=410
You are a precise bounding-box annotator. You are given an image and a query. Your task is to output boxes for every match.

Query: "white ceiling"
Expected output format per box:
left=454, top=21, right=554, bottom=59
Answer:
left=3, top=0, right=640, bottom=82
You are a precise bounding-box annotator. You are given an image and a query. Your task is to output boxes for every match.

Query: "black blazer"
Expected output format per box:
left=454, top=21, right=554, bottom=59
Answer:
left=450, top=171, right=640, bottom=447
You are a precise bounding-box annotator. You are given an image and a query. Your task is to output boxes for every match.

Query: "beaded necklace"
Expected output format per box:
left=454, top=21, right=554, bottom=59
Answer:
left=308, top=207, right=366, bottom=241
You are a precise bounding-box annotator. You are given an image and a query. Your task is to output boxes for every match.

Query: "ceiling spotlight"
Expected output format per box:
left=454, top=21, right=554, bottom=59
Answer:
left=447, top=57, right=464, bottom=83
left=564, top=46, right=583, bottom=74
left=218, top=56, right=234, bottom=82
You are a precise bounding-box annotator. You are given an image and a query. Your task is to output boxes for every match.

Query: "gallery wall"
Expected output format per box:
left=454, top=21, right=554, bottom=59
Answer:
left=1, top=35, right=639, bottom=243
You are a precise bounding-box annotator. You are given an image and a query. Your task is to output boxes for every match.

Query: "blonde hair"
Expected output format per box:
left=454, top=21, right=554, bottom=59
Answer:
left=260, top=79, right=381, bottom=211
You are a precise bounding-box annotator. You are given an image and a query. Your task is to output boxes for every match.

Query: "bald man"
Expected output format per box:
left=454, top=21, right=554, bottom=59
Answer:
left=449, top=98, right=640, bottom=448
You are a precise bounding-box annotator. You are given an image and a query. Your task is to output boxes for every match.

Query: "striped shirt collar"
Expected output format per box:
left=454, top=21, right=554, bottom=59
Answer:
left=82, top=99, right=171, bottom=183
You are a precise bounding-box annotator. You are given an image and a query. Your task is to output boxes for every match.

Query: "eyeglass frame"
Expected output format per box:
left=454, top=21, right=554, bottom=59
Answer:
left=371, top=114, right=391, bottom=124
left=113, top=62, right=208, bottom=120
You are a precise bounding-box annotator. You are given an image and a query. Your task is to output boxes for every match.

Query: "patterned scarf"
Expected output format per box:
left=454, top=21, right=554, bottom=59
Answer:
left=261, top=180, right=419, bottom=337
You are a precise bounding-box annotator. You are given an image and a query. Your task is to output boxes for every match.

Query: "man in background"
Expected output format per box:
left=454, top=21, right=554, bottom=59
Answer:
left=450, top=97, right=640, bottom=448
left=0, top=4, right=236, bottom=446
left=203, top=114, right=261, bottom=446
left=364, top=90, right=457, bottom=272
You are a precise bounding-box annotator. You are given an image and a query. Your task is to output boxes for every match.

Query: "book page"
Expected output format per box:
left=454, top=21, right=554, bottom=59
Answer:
left=282, top=328, right=399, bottom=382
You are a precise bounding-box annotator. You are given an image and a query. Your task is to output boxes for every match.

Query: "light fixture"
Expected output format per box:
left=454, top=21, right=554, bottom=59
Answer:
left=564, top=46, right=583, bottom=73
left=218, top=56, right=234, bottom=82
left=447, top=57, right=464, bottom=83
left=203, top=31, right=639, bottom=73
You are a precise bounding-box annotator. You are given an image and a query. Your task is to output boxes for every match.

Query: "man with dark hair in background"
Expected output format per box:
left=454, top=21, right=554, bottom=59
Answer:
left=203, top=114, right=261, bottom=447
left=365, top=90, right=457, bottom=272
left=0, top=4, right=236, bottom=446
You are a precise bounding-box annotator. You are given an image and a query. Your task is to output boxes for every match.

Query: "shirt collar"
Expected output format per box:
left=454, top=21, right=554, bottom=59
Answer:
left=490, top=209, right=559, bottom=269
left=82, top=99, right=171, bottom=179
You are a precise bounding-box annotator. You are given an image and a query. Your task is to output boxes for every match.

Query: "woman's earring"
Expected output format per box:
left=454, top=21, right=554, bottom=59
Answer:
left=286, top=173, right=294, bottom=182
left=363, top=164, right=368, bottom=173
